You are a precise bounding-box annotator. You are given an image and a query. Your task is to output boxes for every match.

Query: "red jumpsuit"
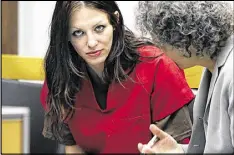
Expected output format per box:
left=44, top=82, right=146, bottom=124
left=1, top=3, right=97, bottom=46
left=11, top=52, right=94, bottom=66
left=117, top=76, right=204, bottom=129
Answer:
left=41, top=45, right=194, bottom=153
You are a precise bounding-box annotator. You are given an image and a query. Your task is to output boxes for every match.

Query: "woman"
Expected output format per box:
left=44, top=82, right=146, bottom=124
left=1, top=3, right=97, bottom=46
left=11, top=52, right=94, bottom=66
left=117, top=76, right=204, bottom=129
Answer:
left=40, top=1, right=194, bottom=153
left=135, top=1, right=233, bottom=153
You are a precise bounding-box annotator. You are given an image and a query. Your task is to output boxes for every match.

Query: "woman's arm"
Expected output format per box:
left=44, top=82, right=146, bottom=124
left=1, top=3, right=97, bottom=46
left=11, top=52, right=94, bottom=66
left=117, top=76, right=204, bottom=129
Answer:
left=65, top=145, right=84, bottom=154
left=148, top=52, right=194, bottom=142
left=154, top=103, right=193, bottom=143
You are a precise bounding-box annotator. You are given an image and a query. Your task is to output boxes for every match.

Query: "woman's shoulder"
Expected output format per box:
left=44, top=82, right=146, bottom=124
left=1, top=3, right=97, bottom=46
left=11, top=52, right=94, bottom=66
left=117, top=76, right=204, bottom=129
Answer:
left=137, top=45, right=163, bottom=57
left=135, top=44, right=186, bottom=77
left=136, top=45, right=178, bottom=67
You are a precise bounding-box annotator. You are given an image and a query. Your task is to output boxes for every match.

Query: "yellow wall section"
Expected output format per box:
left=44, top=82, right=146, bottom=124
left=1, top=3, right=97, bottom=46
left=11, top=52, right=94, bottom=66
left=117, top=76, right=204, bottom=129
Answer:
left=2, top=54, right=45, bottom=80
left=2, top=54, right=203, bottom=88
left=184, top=66, right=204, bottom=88
left=2, top=120, right=22, bottom=153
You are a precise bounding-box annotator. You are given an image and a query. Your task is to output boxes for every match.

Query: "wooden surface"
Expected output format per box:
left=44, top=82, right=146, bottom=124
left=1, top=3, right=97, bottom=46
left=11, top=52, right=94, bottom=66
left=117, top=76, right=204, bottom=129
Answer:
left=2, top=1, right=18, bottom=55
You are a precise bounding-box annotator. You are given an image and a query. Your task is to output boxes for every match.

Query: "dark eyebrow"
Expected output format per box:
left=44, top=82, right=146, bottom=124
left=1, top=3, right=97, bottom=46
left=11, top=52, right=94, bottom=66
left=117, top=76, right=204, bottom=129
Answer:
left=70, top=20, right=105, bottom=30
left=70, top=27, right=81, bottom=31
left=93, top=20, right=104, bottom=28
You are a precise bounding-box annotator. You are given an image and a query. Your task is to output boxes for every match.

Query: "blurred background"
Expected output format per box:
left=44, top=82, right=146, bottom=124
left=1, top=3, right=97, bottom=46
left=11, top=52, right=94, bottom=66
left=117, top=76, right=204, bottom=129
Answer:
left=2, top=1, right=140, bottom=58
left=2, top=1, right=232, bottom=154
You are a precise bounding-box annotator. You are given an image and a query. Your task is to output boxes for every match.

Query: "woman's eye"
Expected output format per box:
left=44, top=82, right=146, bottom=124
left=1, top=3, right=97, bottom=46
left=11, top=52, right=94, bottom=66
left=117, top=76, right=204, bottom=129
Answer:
left=72, top=30, right=84, bottom=37
left=95, top=25, right=105, bottom=33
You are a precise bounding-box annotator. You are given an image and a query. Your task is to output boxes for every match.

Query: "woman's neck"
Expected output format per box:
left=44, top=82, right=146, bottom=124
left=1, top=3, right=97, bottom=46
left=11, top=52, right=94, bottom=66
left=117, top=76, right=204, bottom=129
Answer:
left=87, top=64, right=104, bottom=78
left=198, top=58, right=216, bottom=73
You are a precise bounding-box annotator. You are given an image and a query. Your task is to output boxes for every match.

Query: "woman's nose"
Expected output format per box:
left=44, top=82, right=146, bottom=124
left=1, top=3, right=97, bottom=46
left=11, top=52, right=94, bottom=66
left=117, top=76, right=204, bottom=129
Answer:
left=87, top=34, right=98, bottom=48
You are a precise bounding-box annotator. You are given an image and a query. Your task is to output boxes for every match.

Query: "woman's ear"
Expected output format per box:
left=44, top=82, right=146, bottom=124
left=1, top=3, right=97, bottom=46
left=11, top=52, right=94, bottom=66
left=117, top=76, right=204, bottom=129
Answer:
left=114, top=11, right=119, bottom=23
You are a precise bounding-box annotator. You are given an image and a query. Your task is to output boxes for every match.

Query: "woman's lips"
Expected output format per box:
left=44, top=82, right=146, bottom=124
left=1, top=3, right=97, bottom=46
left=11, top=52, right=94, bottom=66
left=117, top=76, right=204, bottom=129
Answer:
left=86, top=50, right=102, bottom=57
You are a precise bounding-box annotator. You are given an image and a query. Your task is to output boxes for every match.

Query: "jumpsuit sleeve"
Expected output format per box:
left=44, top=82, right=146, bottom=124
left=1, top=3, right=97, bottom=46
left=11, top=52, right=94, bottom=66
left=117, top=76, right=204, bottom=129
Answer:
left=150, top=54, right=195, bottom=143
left=154, top=100, right=194, bottom=143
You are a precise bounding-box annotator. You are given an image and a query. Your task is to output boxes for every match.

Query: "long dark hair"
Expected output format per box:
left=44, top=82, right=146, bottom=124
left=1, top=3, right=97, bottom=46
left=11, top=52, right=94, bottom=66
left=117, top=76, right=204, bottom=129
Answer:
left=44, top=1, right=153, bottom=139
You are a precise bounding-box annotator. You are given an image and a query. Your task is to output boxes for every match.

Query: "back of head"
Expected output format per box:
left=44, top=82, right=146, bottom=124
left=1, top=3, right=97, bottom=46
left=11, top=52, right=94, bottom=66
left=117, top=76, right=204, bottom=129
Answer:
left=135, top=1, right=234, bottom=59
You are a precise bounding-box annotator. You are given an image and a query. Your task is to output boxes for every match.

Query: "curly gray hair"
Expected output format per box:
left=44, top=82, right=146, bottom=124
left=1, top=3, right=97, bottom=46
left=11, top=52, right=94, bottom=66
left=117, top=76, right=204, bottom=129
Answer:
left=135, top=1, right=233, bottom=59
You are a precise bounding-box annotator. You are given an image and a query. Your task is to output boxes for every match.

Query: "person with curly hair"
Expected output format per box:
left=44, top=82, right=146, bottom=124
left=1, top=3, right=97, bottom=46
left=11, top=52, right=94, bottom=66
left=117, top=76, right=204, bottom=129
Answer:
left=135, top=1, right=234, bottom=153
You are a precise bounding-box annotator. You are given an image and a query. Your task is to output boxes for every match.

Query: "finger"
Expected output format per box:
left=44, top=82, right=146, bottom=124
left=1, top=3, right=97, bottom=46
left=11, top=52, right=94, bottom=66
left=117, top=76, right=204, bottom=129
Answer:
left=147, top=135, right=160, bottom=147
left=142, top=144, right=155, bottom=154
left=138, top=143, right=144, bottom=152
left=149, top=124, right=170, bottom=139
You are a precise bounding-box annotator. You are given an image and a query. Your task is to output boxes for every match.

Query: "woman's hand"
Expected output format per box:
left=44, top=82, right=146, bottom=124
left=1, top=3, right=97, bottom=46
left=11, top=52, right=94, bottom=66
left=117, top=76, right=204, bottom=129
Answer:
left=138, top=124, right=184, bottom=153
left=65, top=145, right=85, bottom=154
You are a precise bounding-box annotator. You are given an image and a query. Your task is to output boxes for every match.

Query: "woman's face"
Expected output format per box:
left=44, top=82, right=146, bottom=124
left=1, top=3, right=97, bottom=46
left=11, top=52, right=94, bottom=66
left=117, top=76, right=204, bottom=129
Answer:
left=69, top=7, right=114, bottom=71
